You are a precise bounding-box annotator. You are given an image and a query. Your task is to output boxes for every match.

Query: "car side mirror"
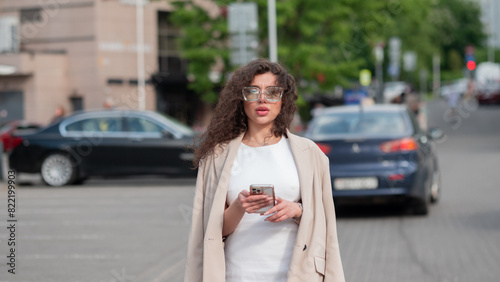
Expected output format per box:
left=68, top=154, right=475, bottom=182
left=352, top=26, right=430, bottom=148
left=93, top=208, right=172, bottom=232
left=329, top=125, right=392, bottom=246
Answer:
left=428, top=127, right=444, bottom=140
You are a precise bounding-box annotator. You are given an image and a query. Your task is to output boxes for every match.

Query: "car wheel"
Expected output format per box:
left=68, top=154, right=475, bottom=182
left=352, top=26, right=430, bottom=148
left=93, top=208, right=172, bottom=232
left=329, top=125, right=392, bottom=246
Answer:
left=412, top=198, right=429, bottom=215
left=41, top=153, right=76, bottom=186
left=412, top=173, right=432, bottom=215
left=430, top=169, right=441, bottom=203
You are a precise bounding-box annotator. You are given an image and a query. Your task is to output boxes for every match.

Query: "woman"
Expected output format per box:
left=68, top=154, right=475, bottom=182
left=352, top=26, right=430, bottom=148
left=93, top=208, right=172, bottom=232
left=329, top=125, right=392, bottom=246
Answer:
left=185, top=59, right=344, bottom=282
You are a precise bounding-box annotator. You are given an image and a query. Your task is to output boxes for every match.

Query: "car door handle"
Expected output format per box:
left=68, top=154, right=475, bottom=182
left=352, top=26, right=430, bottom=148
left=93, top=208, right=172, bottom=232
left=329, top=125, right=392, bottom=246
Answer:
left=130, top=137, right=143, bottom=142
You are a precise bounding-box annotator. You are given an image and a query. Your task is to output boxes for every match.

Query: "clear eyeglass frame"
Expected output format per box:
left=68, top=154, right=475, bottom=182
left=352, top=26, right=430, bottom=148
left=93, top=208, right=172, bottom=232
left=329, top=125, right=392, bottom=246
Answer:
left=242, top=86, right=284, bottom=102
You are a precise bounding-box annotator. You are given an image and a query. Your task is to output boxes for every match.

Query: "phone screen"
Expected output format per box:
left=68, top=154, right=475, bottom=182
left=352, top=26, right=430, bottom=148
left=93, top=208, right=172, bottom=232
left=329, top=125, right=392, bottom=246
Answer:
left=249, top=184, right=275, bottom=213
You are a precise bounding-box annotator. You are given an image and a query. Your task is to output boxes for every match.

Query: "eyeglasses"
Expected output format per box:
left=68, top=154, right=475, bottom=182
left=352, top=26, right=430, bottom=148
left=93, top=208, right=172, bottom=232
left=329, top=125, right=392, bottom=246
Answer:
left=242, top=86, right=284, bottom=102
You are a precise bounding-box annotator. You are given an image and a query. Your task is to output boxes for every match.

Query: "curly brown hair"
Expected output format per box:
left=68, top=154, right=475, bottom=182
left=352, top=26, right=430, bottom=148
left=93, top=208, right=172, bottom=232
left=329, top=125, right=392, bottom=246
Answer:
left=193, top=58, right=298, bottom=167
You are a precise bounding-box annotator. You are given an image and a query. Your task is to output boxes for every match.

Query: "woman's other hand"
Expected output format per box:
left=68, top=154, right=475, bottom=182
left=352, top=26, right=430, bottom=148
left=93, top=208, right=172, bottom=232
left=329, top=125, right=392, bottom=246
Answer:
left=263, top=197, right=301, bottom=223
left=237, top=190, right=274, bottom=214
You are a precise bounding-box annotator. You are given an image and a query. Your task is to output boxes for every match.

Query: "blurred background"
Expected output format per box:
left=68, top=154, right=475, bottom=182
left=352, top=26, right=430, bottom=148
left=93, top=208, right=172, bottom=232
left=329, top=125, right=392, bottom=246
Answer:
left=0, top=0, right=497, bottom=127
left=0, top=0, right=499, bottom=281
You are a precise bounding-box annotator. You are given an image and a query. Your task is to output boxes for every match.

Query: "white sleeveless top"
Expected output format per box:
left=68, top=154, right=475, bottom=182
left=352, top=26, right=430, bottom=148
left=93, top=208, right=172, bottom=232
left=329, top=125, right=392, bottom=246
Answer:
left=225, top=137, right=300, bottom=282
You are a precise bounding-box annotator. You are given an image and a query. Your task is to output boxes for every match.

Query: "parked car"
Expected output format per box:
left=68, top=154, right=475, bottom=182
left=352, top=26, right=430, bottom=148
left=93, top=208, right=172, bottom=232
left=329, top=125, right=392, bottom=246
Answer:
left=475, top=80, right=500, bottom=104
left=0, top=120, right=43, bottom=152
left=383, top=81, right=409, bottom=103
left=474, top=62, right=500, bottom=104
left=305, top=104, right=444, bottom=215
left=9, top=110, right=197, bottom=186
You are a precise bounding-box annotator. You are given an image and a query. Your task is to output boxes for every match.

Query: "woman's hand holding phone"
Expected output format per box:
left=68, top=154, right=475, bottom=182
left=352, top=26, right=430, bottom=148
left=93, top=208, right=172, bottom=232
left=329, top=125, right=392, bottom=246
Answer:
left=238, top=190, right=274, bottom=214
left=223, top=190, right=272, bottom=237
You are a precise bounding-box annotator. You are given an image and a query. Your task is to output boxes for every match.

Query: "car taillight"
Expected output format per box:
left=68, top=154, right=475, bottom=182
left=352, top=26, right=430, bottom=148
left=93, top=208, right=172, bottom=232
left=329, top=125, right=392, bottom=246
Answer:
left=315, top=143, right=332, bottom=154
left=4, top=136, right=23, bottom=152
left=379, top=137, right=419, bottom=153
left=388, top=174, right=405, bottom=181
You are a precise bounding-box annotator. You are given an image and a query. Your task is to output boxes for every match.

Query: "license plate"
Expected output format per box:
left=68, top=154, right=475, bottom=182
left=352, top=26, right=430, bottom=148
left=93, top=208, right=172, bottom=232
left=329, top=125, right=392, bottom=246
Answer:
left=334, top=177, right=378, bottom=190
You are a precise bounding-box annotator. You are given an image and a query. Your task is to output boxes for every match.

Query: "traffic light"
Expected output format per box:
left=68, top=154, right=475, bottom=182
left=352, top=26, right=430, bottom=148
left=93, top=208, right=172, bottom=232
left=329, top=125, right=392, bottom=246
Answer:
left=465, top=45, right=476, bottom=72
left=466, top=60, right=476, bottom=71
left=465, top=55, right=476, bottom=71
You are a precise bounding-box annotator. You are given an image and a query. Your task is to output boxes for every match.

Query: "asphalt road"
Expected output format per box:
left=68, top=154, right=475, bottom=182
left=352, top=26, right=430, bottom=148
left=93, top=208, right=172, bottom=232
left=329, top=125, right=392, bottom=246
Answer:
left=336, top=99, right=500, bottom=282
left=0, top=98, right=499, bottom=282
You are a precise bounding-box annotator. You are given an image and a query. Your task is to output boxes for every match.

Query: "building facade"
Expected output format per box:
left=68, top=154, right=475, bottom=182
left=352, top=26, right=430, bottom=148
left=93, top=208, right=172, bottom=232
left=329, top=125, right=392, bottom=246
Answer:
left=0, top=0, right=195, bottom=125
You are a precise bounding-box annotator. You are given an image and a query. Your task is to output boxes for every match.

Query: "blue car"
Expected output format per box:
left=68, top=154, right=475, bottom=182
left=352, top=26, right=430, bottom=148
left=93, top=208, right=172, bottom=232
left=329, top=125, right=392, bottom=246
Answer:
left=305, top=104, right=443, bottom=215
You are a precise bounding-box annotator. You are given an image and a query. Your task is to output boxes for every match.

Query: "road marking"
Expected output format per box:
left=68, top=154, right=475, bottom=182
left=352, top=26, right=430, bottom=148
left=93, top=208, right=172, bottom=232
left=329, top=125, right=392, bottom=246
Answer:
left=133, top=241, right=187, bottom=282
left=151, top=258, right=185, bottom=282
left=9, top=219, right=186, bottom=226
left=0, top=234, right=105, bottom=240
left=23, top=254, right=122, bottom=259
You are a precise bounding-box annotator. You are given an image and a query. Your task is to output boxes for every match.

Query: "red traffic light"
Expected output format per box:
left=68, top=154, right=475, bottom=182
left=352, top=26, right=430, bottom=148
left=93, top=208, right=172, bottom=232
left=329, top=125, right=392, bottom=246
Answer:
left=467, top=61, right=476, bottom=71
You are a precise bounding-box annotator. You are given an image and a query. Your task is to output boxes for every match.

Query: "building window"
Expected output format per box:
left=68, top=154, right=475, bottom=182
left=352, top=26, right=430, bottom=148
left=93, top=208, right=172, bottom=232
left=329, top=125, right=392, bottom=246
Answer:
left=120, top=0, right=149, bottom=5
left=107, top=79, right=124, bottom=85
left=20, top=9, right=43, bottom=24
left=158, top=11, right=186, bottom=75
left=0, top=17, right=19, bottom=53
left=158, top=56, right=184, bottom=75
left=70, top=97, right=83, bottom=112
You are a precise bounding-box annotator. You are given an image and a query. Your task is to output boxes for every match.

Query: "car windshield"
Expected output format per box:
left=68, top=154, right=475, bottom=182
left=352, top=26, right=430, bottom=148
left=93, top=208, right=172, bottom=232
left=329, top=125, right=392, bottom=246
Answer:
left=310, top=111, right=409, bottom=138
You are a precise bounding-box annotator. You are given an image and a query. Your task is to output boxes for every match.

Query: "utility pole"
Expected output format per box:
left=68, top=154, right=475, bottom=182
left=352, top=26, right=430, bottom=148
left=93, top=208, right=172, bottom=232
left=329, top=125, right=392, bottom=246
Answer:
left=488, top=0, right=495, bottom=62
left=136, top=0, right=146, bottom=110
left=268, top=0, right=277, bottom=62
left=374, top=43, right=384, bottom=103
left=433, top=55, right=441, bottom=97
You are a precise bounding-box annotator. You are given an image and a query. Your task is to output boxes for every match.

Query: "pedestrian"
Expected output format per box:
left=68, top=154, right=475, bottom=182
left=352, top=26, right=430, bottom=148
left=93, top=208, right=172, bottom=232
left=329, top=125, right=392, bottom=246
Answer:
left=50, top=105, right=66, bottom=125
left=103, top=97, right=114, bottom=109
left=184, top=59, right=345, bottom=282
left=447, top=88, right=461, bottom=116
left=465, top=79, right=475, bottom=101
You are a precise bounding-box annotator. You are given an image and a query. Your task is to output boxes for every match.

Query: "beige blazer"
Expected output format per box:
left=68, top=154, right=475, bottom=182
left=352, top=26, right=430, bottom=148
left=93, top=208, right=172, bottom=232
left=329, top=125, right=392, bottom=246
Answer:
left=184, top=131, right=345, bottom=282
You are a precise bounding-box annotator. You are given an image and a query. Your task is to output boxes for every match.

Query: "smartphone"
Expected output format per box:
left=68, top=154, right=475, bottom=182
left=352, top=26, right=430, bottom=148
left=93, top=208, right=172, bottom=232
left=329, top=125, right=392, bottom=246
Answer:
left=249, top=184, right=275, bottom=214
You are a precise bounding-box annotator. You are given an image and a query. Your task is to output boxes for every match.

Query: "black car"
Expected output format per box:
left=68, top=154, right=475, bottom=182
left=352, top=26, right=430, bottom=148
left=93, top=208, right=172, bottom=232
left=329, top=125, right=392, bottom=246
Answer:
left=305, top=104, right=444, bottom=215
left=9, top=110, right=196, bottom=186
left=0, top=120, right=43, bottom=152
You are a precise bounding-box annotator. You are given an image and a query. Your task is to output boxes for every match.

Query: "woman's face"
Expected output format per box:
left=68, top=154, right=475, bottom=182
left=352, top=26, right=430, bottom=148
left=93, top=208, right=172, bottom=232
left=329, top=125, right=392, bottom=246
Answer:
left=243, top=73, right=282, bottom=130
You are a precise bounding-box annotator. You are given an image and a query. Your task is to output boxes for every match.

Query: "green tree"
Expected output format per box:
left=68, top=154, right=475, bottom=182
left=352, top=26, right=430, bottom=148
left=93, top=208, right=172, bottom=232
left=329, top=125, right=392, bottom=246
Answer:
left=383, top=0, right=437, bottom=83
left=169, top=0, right=401, bottom=102
left=430, top=0, right=486, bottom=71
left=168, top=0, right=485, bottom=103
left=169, top=2, right=230, bottom=103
